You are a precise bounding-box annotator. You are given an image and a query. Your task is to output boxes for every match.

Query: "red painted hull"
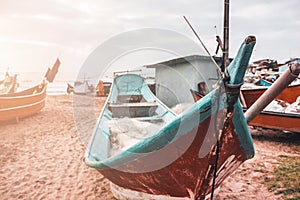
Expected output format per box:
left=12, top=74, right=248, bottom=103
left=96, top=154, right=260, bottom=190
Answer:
left=97, top=115, right=247, bottom=199
left=241, top=83, right=300, bottom=108
left=249, top=111, right=300, bottom=133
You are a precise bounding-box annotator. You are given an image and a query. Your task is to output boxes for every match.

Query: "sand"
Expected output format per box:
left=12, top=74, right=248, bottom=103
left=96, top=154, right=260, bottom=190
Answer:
left=0, top=95, right=299, bottom=199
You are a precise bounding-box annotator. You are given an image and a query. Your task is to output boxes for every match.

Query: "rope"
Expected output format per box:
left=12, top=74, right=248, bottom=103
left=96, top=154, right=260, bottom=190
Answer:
left=183, top=16, right=232, bottom=199
left=210, top=77, right=241, bottom=200
left=210, top=79, right=223, bottom=200
left=183, top=16, right=223, bottom=77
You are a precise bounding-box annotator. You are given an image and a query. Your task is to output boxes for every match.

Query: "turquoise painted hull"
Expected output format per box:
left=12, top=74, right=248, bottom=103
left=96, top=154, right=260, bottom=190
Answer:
left=85, top=36, right=256, bottom=199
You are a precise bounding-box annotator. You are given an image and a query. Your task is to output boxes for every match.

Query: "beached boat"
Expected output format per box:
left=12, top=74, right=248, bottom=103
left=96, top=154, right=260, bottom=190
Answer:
left=240, top=73, right=300, bottom=132
left=244, top=60, right=300, bottom=133
left=0, top=59, right=60, bottom=122
left=67, top=80, right=95, bottom=95
left=192, top=77, right=300, bottom=133
left=96, top=80, right=112, bottom=97
left=241, top=81, right=300, bottom=108
left=249, top=110, right=300, bottom=133
left=0, top=82, right=47, bottom=122
left=84, top=36, right=256, bottom=199
left=242, top=56, right=300, bottom=108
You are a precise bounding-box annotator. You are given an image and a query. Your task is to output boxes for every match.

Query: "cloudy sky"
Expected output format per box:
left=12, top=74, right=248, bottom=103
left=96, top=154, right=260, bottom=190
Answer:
left=0, top=0, right=299, bottom=81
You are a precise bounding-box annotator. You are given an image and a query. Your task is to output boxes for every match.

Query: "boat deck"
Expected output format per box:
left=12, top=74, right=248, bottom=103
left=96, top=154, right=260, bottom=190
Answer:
left=108, top=102, right=158, bottom=118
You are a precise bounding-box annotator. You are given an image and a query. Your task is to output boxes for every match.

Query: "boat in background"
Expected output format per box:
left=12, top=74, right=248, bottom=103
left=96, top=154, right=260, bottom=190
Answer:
left=84, top=36, right=256, bottom=199
left=0, top=71, right=18, bottom=94
left=241, top=81, right=300, bottom=108
left=242, top=57, right=300, bottom=107
left=239, top=60, right=300, bottom=132
left=0, top=58, right=60, bottom=123
left=192, top=76, right=300, bottom=133
left=96, top=80, right=112, bottom=97
left=249, top=110, right=300, bottom=133
left=67, top=80, right=95, bottom=95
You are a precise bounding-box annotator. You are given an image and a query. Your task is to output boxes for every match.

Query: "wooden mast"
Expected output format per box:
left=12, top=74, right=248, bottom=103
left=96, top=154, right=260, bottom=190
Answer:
left=223, top=0, right=230, bottom=70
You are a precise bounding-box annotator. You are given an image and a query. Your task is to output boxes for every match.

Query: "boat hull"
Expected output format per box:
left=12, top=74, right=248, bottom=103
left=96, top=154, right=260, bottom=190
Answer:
left=0, top=83, right=47, bottom=122
left=242, top=83, right=300, bottom=107
left=94, top=114, right=248, bottom=198
left=249, top=111, right=300, bottom=133
left=0, top=99, right=45, bottom=122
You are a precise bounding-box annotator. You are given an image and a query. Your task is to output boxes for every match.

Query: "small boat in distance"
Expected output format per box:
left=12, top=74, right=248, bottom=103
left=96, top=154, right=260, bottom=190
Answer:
left=0, top=58, right=60, bottom=123
left=67, top=80, right=95, bottom=95
left=95, top=80, right=112, bottom=97
left=0, top=71, right=18, bottom=94
left=84, top=36, right=256, bottom=199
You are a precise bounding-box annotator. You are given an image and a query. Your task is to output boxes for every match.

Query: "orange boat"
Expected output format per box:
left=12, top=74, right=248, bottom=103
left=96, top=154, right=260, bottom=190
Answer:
left=239, top=78, right=300, bottom=132
left=191, top=80, right=300, bottom=133
left=248, top=111, right=300, bottom=133
left=0, top=58, right=60, bottom=122
left=241, top=82, right=300, bottom=108
left=0, top=82, right=47, bottom=122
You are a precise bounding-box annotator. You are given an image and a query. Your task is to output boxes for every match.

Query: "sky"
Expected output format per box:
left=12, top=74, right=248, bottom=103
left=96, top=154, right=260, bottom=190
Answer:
left=0, top=0, right=299, bottom=81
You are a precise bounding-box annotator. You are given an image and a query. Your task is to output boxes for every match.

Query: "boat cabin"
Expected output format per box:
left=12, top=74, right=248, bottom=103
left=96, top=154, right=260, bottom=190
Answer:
left=146, top=55, right=222, bottom=107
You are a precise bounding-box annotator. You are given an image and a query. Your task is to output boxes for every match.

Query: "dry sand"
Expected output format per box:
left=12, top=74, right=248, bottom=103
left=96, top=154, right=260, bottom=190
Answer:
left=0, top=95, right=299, bottom=199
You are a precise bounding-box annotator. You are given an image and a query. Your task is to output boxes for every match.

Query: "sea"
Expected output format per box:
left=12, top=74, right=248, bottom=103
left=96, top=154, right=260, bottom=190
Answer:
left=5, top=70, right=103, bottom=95
left=3, top=65, right=155, bottom=96
left=18, top=80, right=73, bottom=95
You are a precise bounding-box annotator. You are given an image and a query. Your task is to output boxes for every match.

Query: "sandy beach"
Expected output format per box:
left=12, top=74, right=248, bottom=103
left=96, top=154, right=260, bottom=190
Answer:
left=0, top=95, right=299, bottom=200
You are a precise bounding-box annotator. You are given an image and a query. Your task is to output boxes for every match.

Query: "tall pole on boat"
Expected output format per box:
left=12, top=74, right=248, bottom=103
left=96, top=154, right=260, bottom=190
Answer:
left=222, top=0, right=230, bottom=70
left=245, top=62, right=300, bottom=123
left=210, top=2, right=230, bottom=200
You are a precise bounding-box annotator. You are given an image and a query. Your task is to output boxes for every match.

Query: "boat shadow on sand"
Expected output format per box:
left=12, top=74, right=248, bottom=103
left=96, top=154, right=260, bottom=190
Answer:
left=250, top=127, right=300, bottom=146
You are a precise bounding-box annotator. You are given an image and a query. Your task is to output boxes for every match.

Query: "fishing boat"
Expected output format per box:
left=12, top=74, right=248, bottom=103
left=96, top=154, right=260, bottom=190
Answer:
left=67, top=80, right=95, bottom=95
left=84, top=36, right=256, bottom=199
left=193, top=85, right=300, bottom=133
left=249, top=110, right=300, bottom=133
left=240, top=63, right=300, bottom=132
left=192, top=74, right=300, bottom=133
left=0, top=59, right=60, bottom=122
left=96, top=80, right=112, bottom=97
left=242, top=56, right=300, bottom=107
left=0, top=82, right=47, bottom=122
left=244, top=60, right=300, bottom=132
left=241, top=81, right=300, bottom=108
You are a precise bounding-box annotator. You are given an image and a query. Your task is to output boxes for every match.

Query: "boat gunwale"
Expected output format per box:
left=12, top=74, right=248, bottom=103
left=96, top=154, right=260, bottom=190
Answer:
left=0, top=82, right=47, bottom=99
left=242, top=81, right=300, bottom=91
left=85, top=73, right=179, bottom=165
